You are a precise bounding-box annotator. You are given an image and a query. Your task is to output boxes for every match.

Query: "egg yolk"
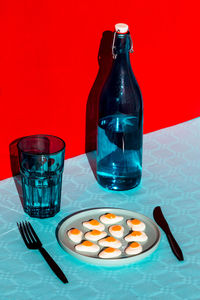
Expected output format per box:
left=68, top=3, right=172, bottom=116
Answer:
left=131, top=231, right=142, bottom=236
left=106, top=237, right=116, bottom=242
left=105, top=247, right=115, bottom=253
left=111, top=225, right=121, bottom=231
left=91, top=230, right=101, bottom=235
left=131, top=219, right=141, bottom=225
left=105, top=213, right=116, bottom=219
left=130, top=242, right=140, bottom=248
left=70, top=229, right=80, bottom=235
left=82, top=241, right=93, bottom=247
left=89, top=219, right=100, bottom=225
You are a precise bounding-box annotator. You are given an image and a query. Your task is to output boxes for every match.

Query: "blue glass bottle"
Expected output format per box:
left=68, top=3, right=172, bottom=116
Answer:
left=97, top=23, right=143, bottom=191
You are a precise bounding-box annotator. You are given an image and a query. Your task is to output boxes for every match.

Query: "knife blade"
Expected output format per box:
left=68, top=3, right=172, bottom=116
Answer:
left=153, top=206, right=184, bottom=261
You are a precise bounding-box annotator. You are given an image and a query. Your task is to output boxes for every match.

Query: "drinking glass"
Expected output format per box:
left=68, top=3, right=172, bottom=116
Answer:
left=17, top=134, right=65, bottom=218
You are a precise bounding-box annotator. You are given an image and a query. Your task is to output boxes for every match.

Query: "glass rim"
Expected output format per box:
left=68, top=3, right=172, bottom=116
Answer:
left=17, top=134, right=66, bottom=156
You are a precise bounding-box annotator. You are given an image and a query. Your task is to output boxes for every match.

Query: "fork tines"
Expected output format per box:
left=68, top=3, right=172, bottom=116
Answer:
left=17, top=221, right=42, bottom=249
left=17, top=220, right=68, bottom=283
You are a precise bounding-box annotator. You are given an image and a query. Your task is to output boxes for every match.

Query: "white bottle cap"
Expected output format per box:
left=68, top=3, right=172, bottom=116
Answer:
left=115, top=23, right=129, bottom=34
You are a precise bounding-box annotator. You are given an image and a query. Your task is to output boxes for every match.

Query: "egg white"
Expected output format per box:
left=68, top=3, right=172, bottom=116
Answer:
left=125, top=231, right=148, bottom=242
left=109, top=225, right=124, bottom=238
left=127, top=219, right=146, bottom=231
left=100, top=214, right=124, bottom=225
left=75, top=242, right=100, bottom=253
left=99, top=248, right=121, bottom=258
left=125, top=243, right=143, bottom=255
left=67, top=228, right=83, bottom=243
left=85, top=230, right=107, bottom=241
left=82, top=220, right=105, bottom=231
left=98, top=237, right=122, bottom=248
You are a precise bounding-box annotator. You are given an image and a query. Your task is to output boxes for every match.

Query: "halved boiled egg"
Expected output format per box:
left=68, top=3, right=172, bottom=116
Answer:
left=125, top=242, right=143, bottom=255
left=127, top=219, right=146, bottom=231
left=75, top=240, right=100, bottom=253
left=85, top=230, right=107, bottom=241
left=99, top=247, right=121, bottom=258
left=98, top=236, right=122, bottom=248
left=83, top=219, right=105, bottom=231
left=67, top=228, right=83, bottom=243
left=100, top=213, right=123, bottom=225
left=125, top=231, right=148, bottom=242
left=109, top=225, right=124, bottom=238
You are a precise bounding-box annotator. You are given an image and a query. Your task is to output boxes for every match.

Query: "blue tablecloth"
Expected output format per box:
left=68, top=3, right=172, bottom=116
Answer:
left=1, top=118, right=200, bottom=300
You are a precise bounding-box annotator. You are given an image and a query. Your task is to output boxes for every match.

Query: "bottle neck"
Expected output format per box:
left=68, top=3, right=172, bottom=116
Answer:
left=113, top=52, right=130, bottom=66
left=112, top=32, right=133, bottom=59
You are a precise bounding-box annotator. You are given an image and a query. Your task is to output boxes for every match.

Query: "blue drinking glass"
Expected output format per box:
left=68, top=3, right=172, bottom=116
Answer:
left=17, top=135, right=65, bottom=218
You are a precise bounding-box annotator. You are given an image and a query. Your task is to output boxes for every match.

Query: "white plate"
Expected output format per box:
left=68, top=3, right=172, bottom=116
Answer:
left=56, top=207, right=161, bottom=266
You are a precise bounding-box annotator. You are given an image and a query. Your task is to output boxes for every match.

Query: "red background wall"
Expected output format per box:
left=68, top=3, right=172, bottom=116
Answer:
left=0, top=0, right=200, bottom=180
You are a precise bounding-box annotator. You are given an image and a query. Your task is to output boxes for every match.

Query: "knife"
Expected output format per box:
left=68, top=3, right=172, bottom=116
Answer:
left=153, top=206, right=184, bottom=261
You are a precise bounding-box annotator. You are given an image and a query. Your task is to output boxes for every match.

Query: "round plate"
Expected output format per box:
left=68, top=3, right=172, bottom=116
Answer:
left=56, top=207, right=161, bottom=266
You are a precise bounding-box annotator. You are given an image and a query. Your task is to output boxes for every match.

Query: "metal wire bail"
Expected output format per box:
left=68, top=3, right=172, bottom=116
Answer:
left=112, top=31, right=134, bottom=59
left=129, top=34, right=134, bottom=53
left=112, top=31, right=117, bottom=59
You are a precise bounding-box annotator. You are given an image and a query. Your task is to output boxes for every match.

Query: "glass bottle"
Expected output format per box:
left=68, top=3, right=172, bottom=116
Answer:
left=97, top=23, right=143, bottom=191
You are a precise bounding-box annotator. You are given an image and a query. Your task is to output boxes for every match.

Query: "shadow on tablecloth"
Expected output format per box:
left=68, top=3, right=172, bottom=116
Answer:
left=9, top=137, right=24, bottom=207
left=85, top=30, right=113, bottom=180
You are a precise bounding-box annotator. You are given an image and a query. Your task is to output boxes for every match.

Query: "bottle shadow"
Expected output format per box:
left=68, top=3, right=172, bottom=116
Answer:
left=9, top=138, right=24, bottom=207
left=85, top=30, right=113, bottom=179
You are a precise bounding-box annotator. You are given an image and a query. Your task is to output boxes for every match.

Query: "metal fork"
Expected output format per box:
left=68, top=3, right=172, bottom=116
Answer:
left=17, top=221, right=68, bottom=283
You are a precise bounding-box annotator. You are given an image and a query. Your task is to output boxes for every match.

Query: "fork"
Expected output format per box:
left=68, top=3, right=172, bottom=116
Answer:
left=17, top=221, right=68, bottom=283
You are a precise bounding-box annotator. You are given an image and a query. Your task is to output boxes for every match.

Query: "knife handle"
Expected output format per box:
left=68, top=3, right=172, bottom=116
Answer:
left=166, top=232, right=184, bottom=261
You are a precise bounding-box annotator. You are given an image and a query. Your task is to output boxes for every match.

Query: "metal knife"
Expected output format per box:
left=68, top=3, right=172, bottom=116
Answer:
left=153, top=206, right=184, bottom=261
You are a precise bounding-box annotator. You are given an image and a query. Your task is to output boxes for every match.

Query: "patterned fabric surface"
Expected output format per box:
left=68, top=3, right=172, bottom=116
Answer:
left=1, top=118, right=200, bottom=300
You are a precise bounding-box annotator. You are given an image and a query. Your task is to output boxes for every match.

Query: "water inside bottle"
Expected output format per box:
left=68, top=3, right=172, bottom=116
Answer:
left=97, top=113, right=142, bottom=190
